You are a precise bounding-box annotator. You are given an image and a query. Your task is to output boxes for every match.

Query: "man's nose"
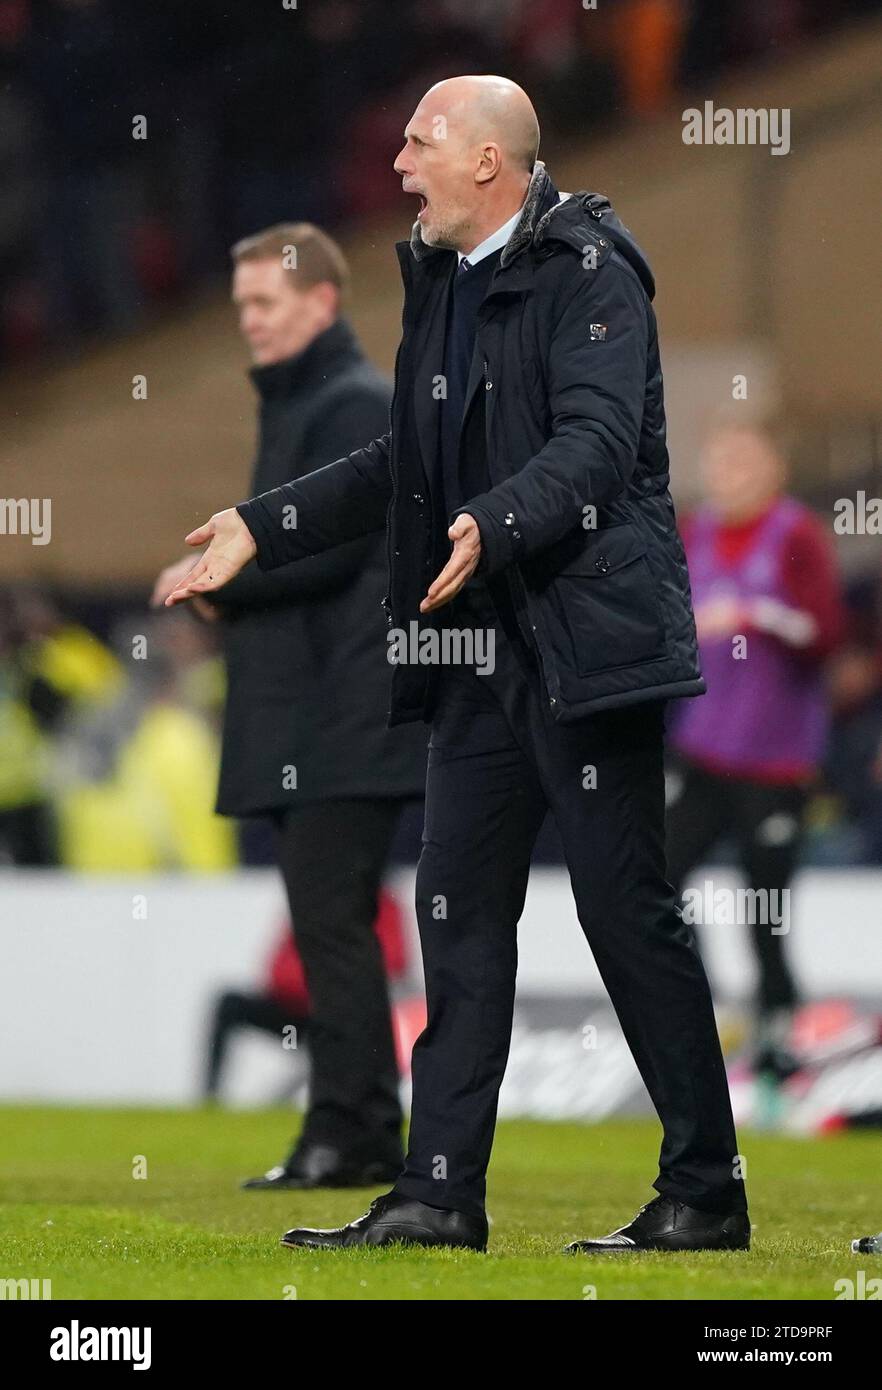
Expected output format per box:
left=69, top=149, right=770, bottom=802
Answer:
left=393, top=146, right=410, bottom=176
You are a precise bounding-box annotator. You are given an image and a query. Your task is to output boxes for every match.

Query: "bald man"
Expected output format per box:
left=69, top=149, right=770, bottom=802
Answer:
left=166, top=76, right=750, bottom=1255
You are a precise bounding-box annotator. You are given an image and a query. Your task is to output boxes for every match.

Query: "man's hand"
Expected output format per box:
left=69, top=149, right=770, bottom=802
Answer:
left=163, top=508, right=257, bottom=607
left=420, top=513, right=482, bottom=613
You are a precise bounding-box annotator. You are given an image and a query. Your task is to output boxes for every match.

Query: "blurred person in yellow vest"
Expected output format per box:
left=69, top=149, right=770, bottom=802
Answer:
left=0, top=586, right=122, bottom=865
left=55, top=610, right=235, bottom=871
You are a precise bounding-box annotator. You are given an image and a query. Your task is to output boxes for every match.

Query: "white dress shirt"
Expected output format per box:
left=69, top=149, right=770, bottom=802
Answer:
left=457, top=191, right=572, bottom=266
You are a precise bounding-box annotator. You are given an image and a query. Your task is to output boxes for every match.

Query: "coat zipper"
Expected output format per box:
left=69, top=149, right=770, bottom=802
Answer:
left=382, top=336, right=405, bottom=630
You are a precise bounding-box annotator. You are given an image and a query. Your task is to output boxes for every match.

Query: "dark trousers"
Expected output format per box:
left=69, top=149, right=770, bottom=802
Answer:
left=0, top=801, right=57, bottom=865
left=391, top=580, right=747, bottom=1220
left=665, top=763, right=804, bottom=1016
left=272, top=798, right=407, bottom=1167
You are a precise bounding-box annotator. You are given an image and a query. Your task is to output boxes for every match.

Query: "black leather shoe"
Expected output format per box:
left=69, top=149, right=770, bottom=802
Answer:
left=280, top=1191, right=488, bottom=1250
left=565, top=1195, right=751, bottom=1253
left=241, top=1143, right=402, bottom=1191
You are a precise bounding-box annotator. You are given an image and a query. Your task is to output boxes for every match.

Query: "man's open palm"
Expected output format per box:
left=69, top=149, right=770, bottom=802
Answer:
left=164, top=508, right=257, bottom=607
left=420, top=513, right=482, bottom=612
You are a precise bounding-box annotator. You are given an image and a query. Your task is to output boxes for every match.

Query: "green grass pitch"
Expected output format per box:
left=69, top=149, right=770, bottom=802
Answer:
left=0, top=1106, right=878, bottom=1300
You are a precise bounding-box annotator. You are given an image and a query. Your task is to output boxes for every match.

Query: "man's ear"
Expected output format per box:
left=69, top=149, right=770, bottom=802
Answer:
left=309, top=281, right=340, bottom=325
left=475, top=143, right=502, bottom=185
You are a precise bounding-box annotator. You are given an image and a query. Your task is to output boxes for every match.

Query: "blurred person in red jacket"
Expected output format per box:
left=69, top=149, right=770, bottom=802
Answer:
left=204, top=888, right=409, bottom=1120
left=666, top=419, right=844, bottom=1081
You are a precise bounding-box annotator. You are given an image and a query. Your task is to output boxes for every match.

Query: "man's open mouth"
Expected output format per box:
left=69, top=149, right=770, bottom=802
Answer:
left=415, top=193, right=428, bottom=219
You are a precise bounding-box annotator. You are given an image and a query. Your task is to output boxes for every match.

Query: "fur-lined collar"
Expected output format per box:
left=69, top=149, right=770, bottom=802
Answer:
left=408, top=159, right=561, bottom=268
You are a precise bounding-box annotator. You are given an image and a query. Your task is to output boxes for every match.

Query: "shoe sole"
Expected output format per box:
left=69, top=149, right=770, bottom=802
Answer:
left=566, top=1239, right=750, bottom=1254
left=566, top=1226, right=750, bottom=1255
left=280, top=1228, right=486, bottom=1252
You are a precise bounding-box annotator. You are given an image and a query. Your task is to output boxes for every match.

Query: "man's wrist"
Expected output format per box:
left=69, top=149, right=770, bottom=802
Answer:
left=451, top=501, right=520, bottom=575
left=235, top=501, right=272, bottom=568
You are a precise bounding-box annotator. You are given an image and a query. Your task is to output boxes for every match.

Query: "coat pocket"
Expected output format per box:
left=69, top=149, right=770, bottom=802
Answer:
left=549, top=524, right=666, bottom=676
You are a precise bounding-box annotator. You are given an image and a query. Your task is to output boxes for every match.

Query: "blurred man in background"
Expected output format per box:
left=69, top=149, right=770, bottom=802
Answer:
left=153, top=224, right=426, bottom=1190
left=666, top=420, right=844, bottom=1080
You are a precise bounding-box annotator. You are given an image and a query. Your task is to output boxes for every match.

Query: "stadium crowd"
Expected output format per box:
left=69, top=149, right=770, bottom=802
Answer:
left=2, top=0, right=881, bottom=365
